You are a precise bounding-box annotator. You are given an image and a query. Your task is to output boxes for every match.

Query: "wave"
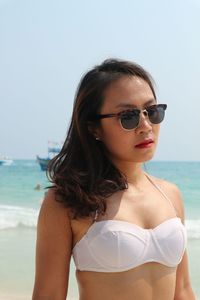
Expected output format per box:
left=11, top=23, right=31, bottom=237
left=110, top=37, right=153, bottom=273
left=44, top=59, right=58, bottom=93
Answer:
left=0, top=205, right=200, bottom=239
left=0, top=204, right=39, bottom=229
left=185, top=219, right=200, bottom=239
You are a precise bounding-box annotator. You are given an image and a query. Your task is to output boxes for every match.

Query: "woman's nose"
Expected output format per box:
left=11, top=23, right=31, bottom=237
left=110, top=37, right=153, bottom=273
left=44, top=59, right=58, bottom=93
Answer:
left=136, top=111, right=152, bottom=133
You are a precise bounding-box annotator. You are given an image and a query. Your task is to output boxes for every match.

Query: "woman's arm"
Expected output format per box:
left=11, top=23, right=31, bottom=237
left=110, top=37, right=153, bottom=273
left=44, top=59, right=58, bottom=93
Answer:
left=32, top=189, right=73, bottom=300
left=168, top=184, right=196, bottom=300
left=174, top=251, right=196, bottom=300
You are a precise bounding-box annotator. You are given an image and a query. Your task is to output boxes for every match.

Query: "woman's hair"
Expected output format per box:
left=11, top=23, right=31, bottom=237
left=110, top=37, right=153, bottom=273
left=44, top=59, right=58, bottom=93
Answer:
left=47, top=58, right=156, bottom=219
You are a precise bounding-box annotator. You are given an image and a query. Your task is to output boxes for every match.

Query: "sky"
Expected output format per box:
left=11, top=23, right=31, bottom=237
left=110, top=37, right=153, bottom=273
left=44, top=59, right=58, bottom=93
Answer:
left=0, top=0, right=200, bottom=160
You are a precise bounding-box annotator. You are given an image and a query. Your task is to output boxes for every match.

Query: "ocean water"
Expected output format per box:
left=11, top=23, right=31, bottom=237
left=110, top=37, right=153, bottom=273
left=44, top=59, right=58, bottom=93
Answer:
left=0, top=160, right=199, bottom=299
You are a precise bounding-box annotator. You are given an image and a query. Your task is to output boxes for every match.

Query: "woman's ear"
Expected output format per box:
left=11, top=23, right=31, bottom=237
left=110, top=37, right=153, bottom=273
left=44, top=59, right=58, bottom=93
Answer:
left=87, top=122, right=101, bottom=140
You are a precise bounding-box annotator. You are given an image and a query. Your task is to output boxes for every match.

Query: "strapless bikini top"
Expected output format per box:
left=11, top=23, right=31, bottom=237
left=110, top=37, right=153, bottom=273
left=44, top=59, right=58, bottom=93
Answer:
left=72, top=174, right=187, bottom=273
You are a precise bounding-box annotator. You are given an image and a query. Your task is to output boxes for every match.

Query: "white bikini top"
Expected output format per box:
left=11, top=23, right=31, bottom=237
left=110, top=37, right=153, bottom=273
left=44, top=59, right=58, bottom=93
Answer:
left=72, top=173, right=187, bottom=272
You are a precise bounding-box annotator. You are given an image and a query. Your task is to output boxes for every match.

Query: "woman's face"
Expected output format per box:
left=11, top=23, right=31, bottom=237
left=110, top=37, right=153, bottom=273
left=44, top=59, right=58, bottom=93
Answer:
left=95, top=76, right=160, bottom=165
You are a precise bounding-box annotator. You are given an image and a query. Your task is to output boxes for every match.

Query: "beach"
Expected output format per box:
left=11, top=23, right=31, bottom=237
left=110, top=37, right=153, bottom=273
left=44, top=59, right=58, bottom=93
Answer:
left=0, top=160, right=199, bottom=299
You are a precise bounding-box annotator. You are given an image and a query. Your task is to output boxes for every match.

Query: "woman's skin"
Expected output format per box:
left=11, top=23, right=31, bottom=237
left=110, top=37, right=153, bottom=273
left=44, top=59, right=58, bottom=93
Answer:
left=32, top=76, right=196, bottom=300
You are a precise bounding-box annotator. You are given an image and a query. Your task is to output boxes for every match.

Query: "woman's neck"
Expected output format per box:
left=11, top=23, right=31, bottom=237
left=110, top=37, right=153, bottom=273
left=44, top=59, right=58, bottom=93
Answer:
left=113, top=160, right=146, bottom=186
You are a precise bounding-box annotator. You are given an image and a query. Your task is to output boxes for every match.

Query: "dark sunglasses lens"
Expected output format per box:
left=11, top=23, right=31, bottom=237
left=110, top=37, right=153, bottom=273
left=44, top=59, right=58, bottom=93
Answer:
left=120, top=111, right=140, bottom=129
left=148, top=105, right=166, bottom=124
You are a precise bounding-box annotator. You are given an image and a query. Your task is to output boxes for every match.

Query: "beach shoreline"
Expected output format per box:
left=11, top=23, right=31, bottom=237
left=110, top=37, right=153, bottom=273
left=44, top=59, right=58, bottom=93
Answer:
left=0, top=295, right=77, bottom=300
left=0, top=294, right=29, bottom=300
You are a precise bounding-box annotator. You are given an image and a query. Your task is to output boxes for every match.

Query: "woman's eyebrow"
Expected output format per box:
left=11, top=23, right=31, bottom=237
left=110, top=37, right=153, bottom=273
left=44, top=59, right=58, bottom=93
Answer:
left=115, top=99, right=156, bottom=109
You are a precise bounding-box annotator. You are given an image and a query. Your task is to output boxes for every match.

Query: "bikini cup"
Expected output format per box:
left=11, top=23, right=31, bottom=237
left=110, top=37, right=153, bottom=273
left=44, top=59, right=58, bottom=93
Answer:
left=72, top=174, right=187, bottom=272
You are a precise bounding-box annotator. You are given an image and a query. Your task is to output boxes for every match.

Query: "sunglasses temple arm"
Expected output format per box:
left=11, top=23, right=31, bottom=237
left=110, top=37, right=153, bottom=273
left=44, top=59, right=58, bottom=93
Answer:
left=94, top=113, right=118, bottom=119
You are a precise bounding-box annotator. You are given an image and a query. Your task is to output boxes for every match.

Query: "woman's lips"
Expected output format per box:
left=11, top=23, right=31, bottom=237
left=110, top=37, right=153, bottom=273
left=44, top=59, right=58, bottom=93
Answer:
left=135, top=139, right=154, bottom=149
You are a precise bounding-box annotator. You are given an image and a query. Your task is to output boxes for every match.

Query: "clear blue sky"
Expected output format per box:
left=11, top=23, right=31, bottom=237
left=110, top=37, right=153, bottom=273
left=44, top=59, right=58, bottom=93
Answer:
left=0, top=0, right=199, bottom=160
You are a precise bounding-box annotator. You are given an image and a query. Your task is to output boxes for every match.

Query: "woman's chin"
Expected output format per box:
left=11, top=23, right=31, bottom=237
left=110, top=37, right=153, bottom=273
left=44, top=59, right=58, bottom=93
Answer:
left=134, top=151, right=155, bottom=163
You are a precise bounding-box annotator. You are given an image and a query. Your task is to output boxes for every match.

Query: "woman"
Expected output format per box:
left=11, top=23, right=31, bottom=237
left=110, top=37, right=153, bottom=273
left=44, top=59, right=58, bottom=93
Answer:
left=32, top=59, right=196, bottom=300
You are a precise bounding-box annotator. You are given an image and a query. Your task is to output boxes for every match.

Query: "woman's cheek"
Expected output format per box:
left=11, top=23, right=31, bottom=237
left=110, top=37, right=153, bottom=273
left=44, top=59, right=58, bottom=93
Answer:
left=103, top=134, right=132, bottom=160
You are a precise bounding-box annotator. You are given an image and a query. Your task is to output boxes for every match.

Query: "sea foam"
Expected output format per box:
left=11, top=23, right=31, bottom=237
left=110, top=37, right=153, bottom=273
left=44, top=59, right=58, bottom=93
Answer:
left=185, top=219, right=200, bottom=239
left=1, top=204, right=200, bottom=239
left=0, top=204, right=39, bottom=229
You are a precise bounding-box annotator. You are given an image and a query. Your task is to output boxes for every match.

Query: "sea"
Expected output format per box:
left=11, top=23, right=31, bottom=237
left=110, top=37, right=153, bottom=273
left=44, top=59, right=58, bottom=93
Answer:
left=0, top=160, right=199, bottom=300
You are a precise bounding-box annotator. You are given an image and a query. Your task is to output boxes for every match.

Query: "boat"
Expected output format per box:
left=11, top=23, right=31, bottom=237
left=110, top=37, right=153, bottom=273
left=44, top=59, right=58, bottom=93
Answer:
left=36, top=141, right=61, bottom=171
left=0, top=154, right=13, bottom=166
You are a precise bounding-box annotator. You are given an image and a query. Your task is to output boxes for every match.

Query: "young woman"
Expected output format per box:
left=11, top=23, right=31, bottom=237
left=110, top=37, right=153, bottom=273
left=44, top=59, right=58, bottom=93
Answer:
left=32, top=59, right=196, bottom=300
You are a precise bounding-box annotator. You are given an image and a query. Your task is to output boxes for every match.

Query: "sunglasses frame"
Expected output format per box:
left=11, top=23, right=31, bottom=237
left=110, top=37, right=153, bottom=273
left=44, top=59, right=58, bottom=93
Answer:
left=89, top=104, right=167, bottom=131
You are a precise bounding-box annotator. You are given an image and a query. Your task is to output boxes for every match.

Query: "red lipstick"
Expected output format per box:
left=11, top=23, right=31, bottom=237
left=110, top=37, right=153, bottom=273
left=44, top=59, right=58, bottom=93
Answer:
left=135, top=139, right=154, bottom=149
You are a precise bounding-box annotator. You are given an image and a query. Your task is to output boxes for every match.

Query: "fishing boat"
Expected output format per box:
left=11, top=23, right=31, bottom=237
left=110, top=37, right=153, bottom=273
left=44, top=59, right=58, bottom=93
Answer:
left=0, top=154, right=13, bottom=166
left=36, top=141, right=61, bottom=171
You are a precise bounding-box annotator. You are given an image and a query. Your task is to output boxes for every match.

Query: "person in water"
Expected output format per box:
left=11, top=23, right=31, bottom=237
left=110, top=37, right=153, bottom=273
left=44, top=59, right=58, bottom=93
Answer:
left=32, top=59, right=196, bottom=300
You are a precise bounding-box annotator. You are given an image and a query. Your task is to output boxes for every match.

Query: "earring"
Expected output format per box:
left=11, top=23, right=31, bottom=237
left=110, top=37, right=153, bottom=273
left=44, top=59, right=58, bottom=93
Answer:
left=95, top=137, right=100, bottom=141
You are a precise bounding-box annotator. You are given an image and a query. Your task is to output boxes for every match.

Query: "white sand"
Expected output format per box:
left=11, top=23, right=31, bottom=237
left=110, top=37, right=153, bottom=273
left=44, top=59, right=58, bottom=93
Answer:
left=0, top=294, right=77, bottom=300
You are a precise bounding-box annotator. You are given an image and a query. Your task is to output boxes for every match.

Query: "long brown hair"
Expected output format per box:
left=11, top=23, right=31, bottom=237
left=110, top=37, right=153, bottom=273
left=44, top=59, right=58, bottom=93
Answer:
left=47, top=58, right=156, bottom=219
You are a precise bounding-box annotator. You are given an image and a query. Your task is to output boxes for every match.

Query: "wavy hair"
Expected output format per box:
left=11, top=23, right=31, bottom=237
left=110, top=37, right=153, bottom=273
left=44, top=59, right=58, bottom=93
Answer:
left=47, top=58, right=156, bottom=219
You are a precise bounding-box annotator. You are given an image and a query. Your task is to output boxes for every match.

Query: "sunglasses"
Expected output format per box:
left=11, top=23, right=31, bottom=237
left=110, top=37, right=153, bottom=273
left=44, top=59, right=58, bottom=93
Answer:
left=89, top=104, right=167, bottom=130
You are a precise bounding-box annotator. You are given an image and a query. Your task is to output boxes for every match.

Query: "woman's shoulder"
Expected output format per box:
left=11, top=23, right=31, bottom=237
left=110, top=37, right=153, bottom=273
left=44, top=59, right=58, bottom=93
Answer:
left=39, top=188, right=72, bottom=225
left=148, top=174, right=185, bottom=220
left=148, top=174, right=180, bottom=193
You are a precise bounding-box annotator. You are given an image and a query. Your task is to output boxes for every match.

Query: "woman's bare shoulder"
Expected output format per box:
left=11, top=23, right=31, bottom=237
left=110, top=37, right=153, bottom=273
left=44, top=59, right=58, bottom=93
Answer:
left=38, top=188, right=73, bottom=232
left=148, top=174, right=185, bottom=220
left=40, top=188, right=71, bottom=216
left=149, top=174, right=180, bottom=192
